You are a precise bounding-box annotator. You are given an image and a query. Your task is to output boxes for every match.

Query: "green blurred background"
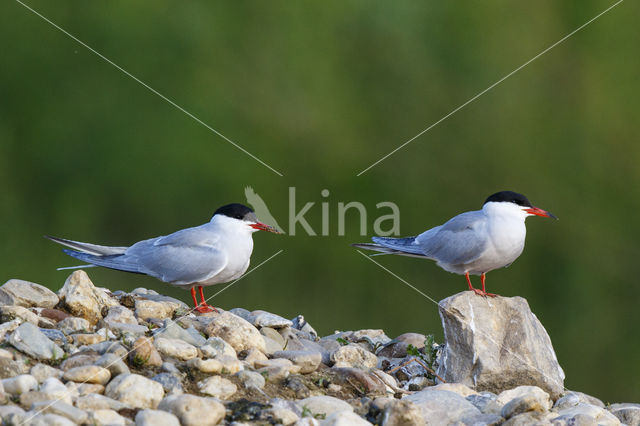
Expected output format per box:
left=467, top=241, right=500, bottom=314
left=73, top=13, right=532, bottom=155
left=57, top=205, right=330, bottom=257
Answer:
left=1, top=1, right=638, bottom=402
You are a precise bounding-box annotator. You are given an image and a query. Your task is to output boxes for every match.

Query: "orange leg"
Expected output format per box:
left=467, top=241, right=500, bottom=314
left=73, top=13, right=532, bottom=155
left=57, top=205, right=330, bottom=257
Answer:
left=190, top=286, right=217, bottom=313
left=465, top=272, right=497, bottom=297
left=480, top=273, right=497, bottom=298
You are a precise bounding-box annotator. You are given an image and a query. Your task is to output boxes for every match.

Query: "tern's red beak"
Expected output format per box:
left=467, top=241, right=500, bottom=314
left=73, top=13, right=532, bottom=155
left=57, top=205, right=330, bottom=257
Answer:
left=250, top=222, right=281, bottom=233
left=524, top=206, right=558, bottom=219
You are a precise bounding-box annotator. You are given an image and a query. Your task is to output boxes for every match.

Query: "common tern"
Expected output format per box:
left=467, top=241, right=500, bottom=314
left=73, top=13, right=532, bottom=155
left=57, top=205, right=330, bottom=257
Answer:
left=47, top=203, right=280, bottom=312
left=353, top=191, right=557, bottom=297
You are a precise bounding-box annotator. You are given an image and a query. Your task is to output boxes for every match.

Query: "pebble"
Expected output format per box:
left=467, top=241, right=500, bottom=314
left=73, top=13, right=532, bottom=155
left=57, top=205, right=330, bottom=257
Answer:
left=105, top=373, right=165, bottom=409
left=0, top=279, right=59, bottom=308
left=296, top=395, right=354, bottom=417
left=130, top=337, right=163, bottom=367
left=197, top=375, right=237, bottom=399
left=608, top=403, right=640, bottom=425
left=322, top=410, right=372, bottom=425
left=199, top=336, right=237, bottom=359
left=31, top=400, right=88, bottom=424
left=249, top=310, right=293, bottom=329
left=58, top=270, right=118, bottom=325
left=75, top=393, right=130, bottom=411
left=30, top=363, right=63, bottom=383
left=1, top=374, right=38, bottom=395
left=26, top=413, right=76, bottom=426
left=187, top=357, right=223, bottom=374
left=87, top=409, right=129, bottom=426
left=57, top=316, right=93, bottom=334
left=157, top=394, right=225, bottom=426
left=63, top=365, right=111, bottom=385
left=272, top=350, right=322, bottom=374
left=154, top=322, right=206, bottom=347
left=72, top=333, right=106, bottom=346
left=135, top=299, right=175, bottom=320
left=235, top=370, right=266, bottom=390
left=204, top=311, right=266, bottom=353
left=95, top=352, right=131, bottom=376
left=331, top=343, right=378, bottom=369
left=151, top=373, right=184, bottom=395
left=0, top=305, right=41, bottom=325
left=135, top=408, right=181, bottom=426
left=154, top=337, right=198, bottom=361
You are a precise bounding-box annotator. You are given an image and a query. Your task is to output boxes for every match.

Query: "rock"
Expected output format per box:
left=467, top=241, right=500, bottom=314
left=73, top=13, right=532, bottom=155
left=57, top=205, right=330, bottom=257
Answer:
left=103, top=305, right=138, bottom=325
left=608, top=403, right=640, bottom=426
left=75, top=393, right=130, bottom=411
left=436, top=292, right=565, bottom=399
left=554, top=402, right=621, bottom=425
left=151, top=373, right=184, bottom=395
left=39, top=308, right=70, bottom=322
left=200, top=336, right=237, bottom=359
left=105, top=373, right=165, bottom=409
left=60, top=353, right=100, bottom=371
left=261, top=326, right=286, bottom=348
left=154, top=337, right=198, bottom=361
left=154, top=322, right=206, bottom=347
left=269, top=407, right=299, bottom=425
left=381, top=399, right=424, bottom=426
left=130, top=337, right=163, bottom=367
left=235, top=370, right=266, bottom=390
left=461, top=413, right=504, bottom=425
left=187, top=357, right=222, bottom=374
left=135, top=299, right=175, bottom=320
left=25, top=413, right=76, bottom=426
left=331, top=344, right=377, bottom=369
left=63, top=365, right=111, bottom=385
left=72, top=333, right=106, bottom=346
left=496, top=385, right=552, bottom=408
left=554, top=391, right=605, bottom=409
left=322, top=411, right=372, bottom=425
left=0, top=279, right=59, bottom=308
left=95, top=352, right=131, bottom=376
left=8, top=322, right=65, bottom=361
left=135, top=409, right=181, bottom=426
left=57, top=316, right=93, bottom=334
left=272, top=350, right=322, bottom=373
left=31, top=400, right=88, bottom=424
left=466, top=392, right=502, bottom=415
left=42, top=377, right=74, bottom=404
left=39, top=328, right=67, bottom=346
left=157, top=394, right=225, bottom=426
left=204, top=311, right=266, bottom=353
left=87, top=409, right=129, bottom=426
left=58, top=270, right=118, bottom=325
left=1, top=374, right=38, bottom=395
left=255, top=358, right=301, bottom=380
left=241, top=347, right=269, bottom=367
left=291, top=315, right=318, bottom=339
left=403, top=389, right=481, bottom=424
left=197, top=375, right=237, bottom=399
left=297, top=396, right=354, bottom=417
left=0, top=305, right=41, bottom=325
left=217, top=355, right=243, bottom=374
left=249, top=310, right=293, bottom=328
left=0, top=357, right=26, bottom=379
left=30, top=363, right=63, bottom=383
left=429, top=383, right=478, bottom=397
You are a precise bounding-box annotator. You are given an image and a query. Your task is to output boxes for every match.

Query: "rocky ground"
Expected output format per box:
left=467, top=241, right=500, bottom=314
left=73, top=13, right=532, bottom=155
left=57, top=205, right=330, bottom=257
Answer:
left=0, top=270, right=638, bottom=425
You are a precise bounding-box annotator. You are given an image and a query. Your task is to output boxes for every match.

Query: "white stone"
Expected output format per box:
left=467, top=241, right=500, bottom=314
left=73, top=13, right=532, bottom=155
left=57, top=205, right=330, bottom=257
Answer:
left=63, top=365, right=111, bottom=385
left=58, top=270, right=118, bottom=325
left=321, top=410, right=372, bottom=425
left=158, top=394, right=225, bottom=426
left=197, top=375, right=237, bottom=399
left=154, top=337, right=198, bottom=361
left=1, top=374, right=38, bottom=395
left=87, top=409, right=128, bottom=426
left=204, top=311, right=266, bottom=353
left=135, top=409, right=181, bottom=426
left=200, top=336, right=237, bottom=359
left=297, top=396, right=354, bottom=417
left=105, top=373, right=165, bottom=409
left=330, top=344, right=377, bottom=369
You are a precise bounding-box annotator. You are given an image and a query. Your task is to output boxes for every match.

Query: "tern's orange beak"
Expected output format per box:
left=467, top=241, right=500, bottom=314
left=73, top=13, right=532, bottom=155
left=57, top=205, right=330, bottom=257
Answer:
left=250, top=222, right=281, bottom=233
left=524, top=206, right=557, bottom=219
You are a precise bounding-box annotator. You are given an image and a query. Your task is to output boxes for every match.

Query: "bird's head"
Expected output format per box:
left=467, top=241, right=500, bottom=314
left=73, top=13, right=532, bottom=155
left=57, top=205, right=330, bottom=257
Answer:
left=483, top=191, right=557, bottom=220
left=212, top=203, right=281, bottom=233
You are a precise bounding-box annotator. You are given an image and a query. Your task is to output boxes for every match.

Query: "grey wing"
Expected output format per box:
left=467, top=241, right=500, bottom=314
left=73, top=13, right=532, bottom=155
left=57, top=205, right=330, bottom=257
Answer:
left=125, top=226, right=227, bottom=284
left=414, top=210, right=488, bottom=265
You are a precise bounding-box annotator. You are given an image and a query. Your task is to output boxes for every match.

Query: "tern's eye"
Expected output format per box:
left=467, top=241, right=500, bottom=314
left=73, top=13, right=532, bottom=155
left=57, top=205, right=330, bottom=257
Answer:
left=235, top=214, right=243, bottom=219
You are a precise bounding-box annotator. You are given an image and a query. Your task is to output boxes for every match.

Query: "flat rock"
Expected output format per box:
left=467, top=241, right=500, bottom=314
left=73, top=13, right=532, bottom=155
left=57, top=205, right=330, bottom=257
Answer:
left=235, top=370, right=266, bottom=390
left=8, top=322, right=64, bottom=361
left=57, top=317, right=93, bottom=335
left=554, top=402, right=621, bottom=425
left=94, top=352, right=131, bottom=376
left=135, top=299, right=176, bottom=320
left=86, top=409, right=129, bottom=426
left=199, top=336, right=237, bottom=359
left=75, top=394, right=131, bottom=411
left=249, top=310, right=293, bottom=328
left=381, top=399, right=425, bottom=426
left=608, top=403, right=640, bottom=426
left=157, top=394, right=225, bottom=426
left=105, top=373, right=165, bottom=409
left=154, top=322, right=206, bottom=347
left=58, top=271, right=118, bottom=325
left=154, top=337, right=198, bottom=361
left=63, top=365, right=111, bottom=385
left=436, top=292, right=565, bottom=399
left=31, top=400, right=88, bottom=424
left=404, top=389, right=481, bottom=424
left=272, top=350, right=322, bottom=373
left=30, top=363, right=63, bottom=383
left=1, top=374, right=38, bottom=395
left=0, top=279, right=59, bottom=308
left=103, top=305, right=138, bottom=325
left=151, top=373, right=184, bottom=395
left=322, top=410, right=372, bottom=425
left=130, top=337, right=163, bottom=367
left=204, top=311, right=266, bottom=353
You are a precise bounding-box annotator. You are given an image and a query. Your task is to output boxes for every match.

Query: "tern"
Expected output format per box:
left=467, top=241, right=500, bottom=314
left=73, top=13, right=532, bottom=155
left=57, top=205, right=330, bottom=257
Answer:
left=47, top=203, right=280, bottom=313
left=353, top=191, right=557, bottom=297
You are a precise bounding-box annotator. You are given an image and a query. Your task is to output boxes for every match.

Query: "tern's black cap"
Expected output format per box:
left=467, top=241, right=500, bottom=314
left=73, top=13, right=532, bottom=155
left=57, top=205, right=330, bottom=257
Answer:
left=484, top=191, right=533, bottom=207
left=214, top=203, right=256, bottom=220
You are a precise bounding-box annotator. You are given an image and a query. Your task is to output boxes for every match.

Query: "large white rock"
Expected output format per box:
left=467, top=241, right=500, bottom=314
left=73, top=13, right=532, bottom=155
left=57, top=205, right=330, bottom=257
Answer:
left=297, top=396, right=354, bottom=417
left=105, top=373, right=164, bottom=409
left=58, top=271, right=118, bottom=325
left=158, top=394, right=225, bottom=426
left=436, top=292, right=565, bottom=399
left=321, top=411, right=372, bottom=425
left=204, top=311, right=266, bottom=353
left=330, top=344, right=377, bottom=369
left=403, top=389, right=481, bottom=424
left=0, top=279, right=59, bottom=308
left=135, top=409, right=181, bottom=426
left=197, top=376, right=237, bottom=399
left=154, top=337, right=198, bottom=361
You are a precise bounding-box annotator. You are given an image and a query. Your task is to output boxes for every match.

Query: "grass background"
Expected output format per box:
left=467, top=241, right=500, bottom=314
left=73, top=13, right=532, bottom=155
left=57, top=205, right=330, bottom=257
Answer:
left=1, top=1, right=638, bottom=402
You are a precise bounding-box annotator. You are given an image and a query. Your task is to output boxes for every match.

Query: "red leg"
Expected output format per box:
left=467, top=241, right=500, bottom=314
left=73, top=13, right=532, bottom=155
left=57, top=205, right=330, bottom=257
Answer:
left=480, top=273, right=497, bottom=298
left=190, top=287, right=199, bottom=307
left=194, top=286, right=217, bottom=313
left=465, top=272, right=485, bottom=296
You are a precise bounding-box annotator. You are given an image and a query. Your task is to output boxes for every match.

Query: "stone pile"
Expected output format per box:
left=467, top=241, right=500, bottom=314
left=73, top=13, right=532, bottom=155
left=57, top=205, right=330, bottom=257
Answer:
left=0, top=271, right=636, bottom=425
